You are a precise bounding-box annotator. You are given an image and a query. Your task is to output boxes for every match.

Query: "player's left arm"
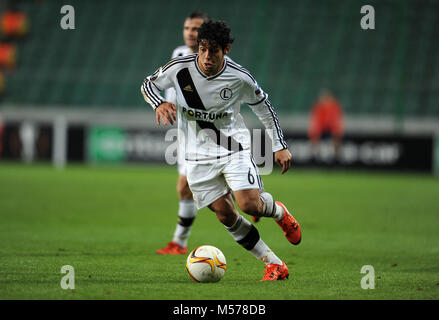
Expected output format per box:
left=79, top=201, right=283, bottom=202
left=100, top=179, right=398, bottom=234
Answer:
left=274, top=148, right=292, bottom=174
left=243, top=76, right=291, bottom=173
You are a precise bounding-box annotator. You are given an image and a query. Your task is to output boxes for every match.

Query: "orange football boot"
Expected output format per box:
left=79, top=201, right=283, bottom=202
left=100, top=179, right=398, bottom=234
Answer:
left=261, top=262, right=289, bottom=281
left=275, top=201, right=301, bottom=245
left=156, top=241, right=187, bottom=255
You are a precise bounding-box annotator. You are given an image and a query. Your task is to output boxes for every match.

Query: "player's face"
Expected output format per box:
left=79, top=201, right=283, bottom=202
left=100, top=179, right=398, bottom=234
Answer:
left=197, top=40, right=230, bottom=76
left=183, top=18, right=204, bottom=51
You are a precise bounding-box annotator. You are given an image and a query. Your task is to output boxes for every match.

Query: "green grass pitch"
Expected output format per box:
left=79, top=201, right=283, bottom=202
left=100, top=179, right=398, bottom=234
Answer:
left=0, top=164, right=438, bottom=299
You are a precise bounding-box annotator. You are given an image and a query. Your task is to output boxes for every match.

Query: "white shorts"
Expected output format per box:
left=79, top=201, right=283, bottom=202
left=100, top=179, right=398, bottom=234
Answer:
left=185, top=151, right=264, bottom=209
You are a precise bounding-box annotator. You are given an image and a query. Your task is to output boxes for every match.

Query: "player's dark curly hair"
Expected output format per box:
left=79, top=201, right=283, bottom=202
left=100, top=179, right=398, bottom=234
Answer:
left=197, top=20, right=234, bottom=51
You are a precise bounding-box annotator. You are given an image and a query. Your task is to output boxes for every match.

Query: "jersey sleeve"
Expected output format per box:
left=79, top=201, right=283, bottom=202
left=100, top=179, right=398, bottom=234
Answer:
left=163, top=48, right=181, bottom=105
left=243, top=76, right=288, bottom=152
left=164, top=87, right=177, bottom=105
left=140, top=65, right=173, bottom=110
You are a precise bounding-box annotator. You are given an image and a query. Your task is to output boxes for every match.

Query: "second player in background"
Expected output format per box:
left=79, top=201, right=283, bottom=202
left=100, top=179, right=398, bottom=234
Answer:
left=156, top=10, right=210, bottom=255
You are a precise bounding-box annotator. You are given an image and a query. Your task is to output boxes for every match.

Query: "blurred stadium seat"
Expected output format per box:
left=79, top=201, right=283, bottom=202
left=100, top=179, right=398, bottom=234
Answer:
left=1, top=9, right=28, bottom=38
left=0, top=0, right=438, bottom=117
left=0, top=41, right=16, bottom=69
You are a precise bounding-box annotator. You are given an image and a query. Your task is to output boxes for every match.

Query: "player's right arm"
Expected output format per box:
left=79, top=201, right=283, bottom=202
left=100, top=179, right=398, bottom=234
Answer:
left=155, top=102, right=177, bottom=126
left=141, top=65, right=176, bottom=126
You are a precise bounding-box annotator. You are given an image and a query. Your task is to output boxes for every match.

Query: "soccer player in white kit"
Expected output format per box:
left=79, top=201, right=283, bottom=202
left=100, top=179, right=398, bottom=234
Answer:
left=142, top=20, right=302, bottom=280
left=156, top=11, right=210, bottom=255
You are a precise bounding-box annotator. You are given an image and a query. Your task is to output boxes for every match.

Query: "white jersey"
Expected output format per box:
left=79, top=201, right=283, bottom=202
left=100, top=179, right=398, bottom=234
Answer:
left=141, top=54, right=288, bottom=163
left=165, top=45, right=193, bottom=104
left=172, top=45, right=192, bottom=58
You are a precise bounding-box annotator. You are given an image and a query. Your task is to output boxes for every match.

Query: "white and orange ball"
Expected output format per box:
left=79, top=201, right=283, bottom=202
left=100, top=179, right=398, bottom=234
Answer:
left=186, top=245, right=227, bottom=283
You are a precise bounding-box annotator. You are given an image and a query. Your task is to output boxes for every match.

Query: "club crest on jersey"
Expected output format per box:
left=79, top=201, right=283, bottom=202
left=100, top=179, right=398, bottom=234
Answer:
left=220, top=87, right=233, bottom=101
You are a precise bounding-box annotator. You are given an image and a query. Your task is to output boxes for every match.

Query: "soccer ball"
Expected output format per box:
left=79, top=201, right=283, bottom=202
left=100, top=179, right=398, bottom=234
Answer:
left=186, top=245, right=227, bottom=283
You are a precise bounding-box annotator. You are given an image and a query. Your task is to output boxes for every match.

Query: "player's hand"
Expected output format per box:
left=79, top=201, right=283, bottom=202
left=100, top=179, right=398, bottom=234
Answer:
left=274, top=148, right=292, bottom=174
left=155, top=102, right=177, bottom=126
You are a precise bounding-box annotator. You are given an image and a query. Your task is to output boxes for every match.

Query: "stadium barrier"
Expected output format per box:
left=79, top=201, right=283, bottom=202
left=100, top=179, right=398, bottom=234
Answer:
left=1, top=115, right=437, bottom=175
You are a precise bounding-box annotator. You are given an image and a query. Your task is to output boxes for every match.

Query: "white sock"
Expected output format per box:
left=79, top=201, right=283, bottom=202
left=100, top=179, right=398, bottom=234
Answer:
left=259, top=192, right=285, bottom=221
left=226, top=215, right=252, bottom=242
left=251, top=239, right=283, bottom=265
left=172, top=199, right=196, bottom=247
left=273, top=204, right=285, bottom=221
left=226, top=215, right=282, bottom=265
left=172, top=225, right=189, bottom=247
